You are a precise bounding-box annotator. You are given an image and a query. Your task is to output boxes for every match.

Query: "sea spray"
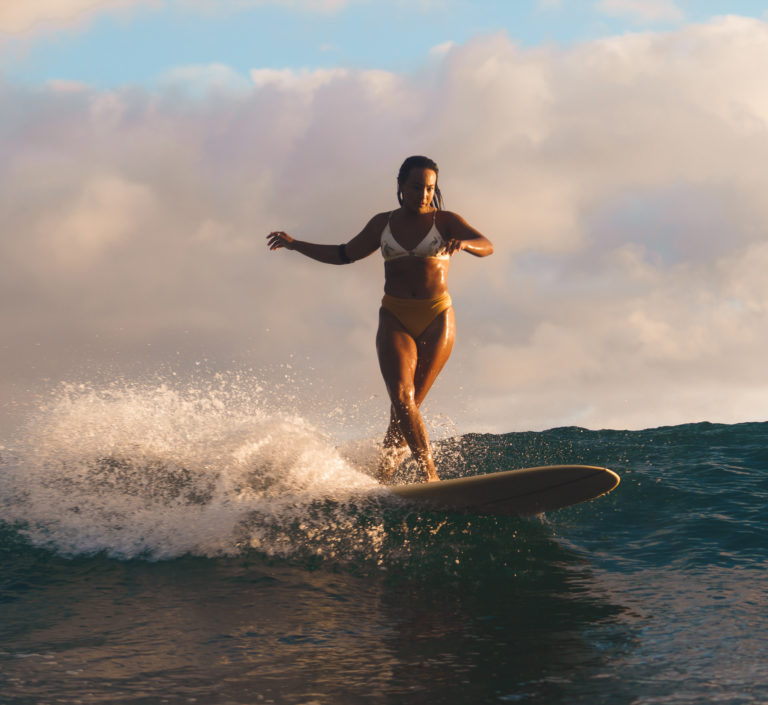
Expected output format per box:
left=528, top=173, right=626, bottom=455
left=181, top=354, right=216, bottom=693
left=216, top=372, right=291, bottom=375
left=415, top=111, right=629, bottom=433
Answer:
left=0, top=379, right=390, bottom=561
left=0, top=378, right=550, bottom=576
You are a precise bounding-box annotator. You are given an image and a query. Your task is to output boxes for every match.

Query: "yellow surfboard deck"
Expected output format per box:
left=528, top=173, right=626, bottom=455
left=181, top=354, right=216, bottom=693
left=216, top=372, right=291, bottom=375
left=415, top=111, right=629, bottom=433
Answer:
left=389, top=464, right=620, bottom=516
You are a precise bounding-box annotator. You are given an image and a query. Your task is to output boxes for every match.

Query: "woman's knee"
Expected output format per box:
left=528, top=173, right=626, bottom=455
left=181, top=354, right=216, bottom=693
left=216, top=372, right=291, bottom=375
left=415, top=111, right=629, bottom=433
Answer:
left=390, top=383, right=417, bottom=413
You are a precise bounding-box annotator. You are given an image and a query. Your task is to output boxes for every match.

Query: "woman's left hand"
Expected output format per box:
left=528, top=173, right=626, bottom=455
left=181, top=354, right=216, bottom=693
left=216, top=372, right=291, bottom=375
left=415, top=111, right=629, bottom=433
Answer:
left=443, top=238, right=465, bottom=255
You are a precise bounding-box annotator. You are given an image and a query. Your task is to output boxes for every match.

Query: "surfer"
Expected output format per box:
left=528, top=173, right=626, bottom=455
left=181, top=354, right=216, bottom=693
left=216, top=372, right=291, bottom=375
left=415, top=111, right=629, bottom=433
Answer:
left=266, top=155, right=493, bottom=483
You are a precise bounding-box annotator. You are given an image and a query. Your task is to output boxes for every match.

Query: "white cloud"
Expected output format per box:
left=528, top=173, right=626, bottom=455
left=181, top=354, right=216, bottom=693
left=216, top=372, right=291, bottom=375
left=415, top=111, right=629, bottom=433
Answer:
left=218, top=0, right=352, bottom=10
left=158, top=63, right=254, bottom=96
left=35, top=175, right=155, bottom=271
left=429, top=41, right=456, bottom=58
left=250, top=67, right=350, bottom=91
left=3, top=16, right=768, bottom=438
left=0, top=0, right=150, bottom=34
left=597, top=0, right=685, bottom=24
left=0, top=0, right=356, bottom=35
left=47, top=79, right=91, bottom=93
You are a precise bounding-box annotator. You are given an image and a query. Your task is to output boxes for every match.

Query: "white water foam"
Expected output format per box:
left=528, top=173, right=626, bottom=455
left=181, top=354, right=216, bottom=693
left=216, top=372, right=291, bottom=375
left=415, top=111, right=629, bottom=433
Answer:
left=0, top=378, right=391, bottom=561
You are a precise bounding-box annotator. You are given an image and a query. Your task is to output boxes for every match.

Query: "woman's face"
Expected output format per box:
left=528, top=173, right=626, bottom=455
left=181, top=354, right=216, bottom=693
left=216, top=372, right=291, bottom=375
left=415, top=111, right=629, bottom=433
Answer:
left=399, top=168, right=437, bottom=213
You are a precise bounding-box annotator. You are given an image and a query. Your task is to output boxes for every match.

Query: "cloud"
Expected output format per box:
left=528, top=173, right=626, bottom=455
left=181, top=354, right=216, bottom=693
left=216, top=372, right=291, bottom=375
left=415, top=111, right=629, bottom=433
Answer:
left=205, top=0, right=352, bottom=10
left=428, top=41, right=456, bottom=59
left=597, top=0, right=685, bottom=24
left=35, top=175, right=155, bottom=271
left=3, top=16, right=768, bottom=438
left=158, top=63, right=254, bottom=96
left=0, top=0, right=356, bottom=35
left=250, top=67, right=351, bottom=91
left=0, top=0, right=149, bottom=34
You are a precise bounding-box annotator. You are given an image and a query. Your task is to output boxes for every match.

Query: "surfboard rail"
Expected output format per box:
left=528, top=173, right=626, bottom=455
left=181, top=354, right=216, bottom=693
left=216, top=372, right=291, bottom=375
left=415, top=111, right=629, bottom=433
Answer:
left=388, top=464, right=620, bottom=516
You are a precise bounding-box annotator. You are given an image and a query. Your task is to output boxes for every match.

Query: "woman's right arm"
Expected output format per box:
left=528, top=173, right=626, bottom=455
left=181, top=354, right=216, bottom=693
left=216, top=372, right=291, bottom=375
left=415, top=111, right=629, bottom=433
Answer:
left=266, top=233, right=345, bottom=264
left=266, top=213, right=386, bottom=265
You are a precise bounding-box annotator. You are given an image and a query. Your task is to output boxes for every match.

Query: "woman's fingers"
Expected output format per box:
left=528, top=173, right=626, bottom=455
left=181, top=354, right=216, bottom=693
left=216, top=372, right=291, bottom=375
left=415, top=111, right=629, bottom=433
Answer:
left=266, top=231, right=293, bottom=250
left=444, top=238, right=463, bottom=255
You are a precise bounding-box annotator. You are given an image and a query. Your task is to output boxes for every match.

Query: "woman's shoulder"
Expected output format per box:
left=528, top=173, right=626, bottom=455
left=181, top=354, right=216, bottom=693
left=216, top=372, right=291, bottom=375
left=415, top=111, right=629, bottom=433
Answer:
left=364, top=211, right=391, bottom=230
left=350, top=211, right=391, bottom=248
left=435, top=209, right=465, bottom=234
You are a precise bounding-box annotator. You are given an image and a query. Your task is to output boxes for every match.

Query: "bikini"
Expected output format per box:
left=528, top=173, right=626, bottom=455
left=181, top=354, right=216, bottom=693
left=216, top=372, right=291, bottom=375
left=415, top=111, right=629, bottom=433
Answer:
left=380, top=211, right=452, bottom=338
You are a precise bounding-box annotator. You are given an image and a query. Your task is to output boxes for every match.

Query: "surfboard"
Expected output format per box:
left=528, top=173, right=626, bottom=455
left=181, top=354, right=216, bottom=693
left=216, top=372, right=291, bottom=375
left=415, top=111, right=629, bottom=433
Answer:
left=388, top=464, right=619, bottom=516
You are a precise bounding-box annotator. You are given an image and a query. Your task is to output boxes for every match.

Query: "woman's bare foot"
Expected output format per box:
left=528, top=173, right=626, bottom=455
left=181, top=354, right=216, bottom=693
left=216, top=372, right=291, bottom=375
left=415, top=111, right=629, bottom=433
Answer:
left=376, top=445, right=410, bottom=484
left=415, top=448, right=440, bottom=483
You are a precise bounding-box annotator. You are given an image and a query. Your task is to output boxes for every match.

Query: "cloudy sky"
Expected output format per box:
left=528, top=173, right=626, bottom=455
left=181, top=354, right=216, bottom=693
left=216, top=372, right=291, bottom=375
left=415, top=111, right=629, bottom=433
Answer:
left=2, top=0, right=768, bottom=439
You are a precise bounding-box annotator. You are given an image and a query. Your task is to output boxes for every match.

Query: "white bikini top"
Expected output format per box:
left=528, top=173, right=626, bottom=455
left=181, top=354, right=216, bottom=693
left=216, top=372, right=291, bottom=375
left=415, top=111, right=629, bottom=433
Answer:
left=380, top=210, right=449, bottom=261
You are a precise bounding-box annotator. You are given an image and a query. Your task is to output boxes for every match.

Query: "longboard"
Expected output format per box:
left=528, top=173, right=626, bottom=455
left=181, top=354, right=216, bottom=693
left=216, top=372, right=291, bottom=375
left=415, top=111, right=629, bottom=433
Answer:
left=389, top=464, right=619, bottom=516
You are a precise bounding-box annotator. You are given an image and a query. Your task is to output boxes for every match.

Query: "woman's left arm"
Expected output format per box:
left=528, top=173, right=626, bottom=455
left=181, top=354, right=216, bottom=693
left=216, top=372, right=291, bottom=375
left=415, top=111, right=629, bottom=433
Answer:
left=440, top=211, right=494, bottom=257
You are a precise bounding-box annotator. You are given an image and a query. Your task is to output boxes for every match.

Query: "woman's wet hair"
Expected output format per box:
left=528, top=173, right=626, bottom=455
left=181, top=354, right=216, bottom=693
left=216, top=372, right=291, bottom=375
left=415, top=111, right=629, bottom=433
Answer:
left=397, top=155, right=444, bottom=210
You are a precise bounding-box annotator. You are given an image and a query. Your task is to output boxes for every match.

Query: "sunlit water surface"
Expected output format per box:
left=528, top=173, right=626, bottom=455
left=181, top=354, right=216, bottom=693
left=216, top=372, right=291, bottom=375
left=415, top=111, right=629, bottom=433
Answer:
left=1, top=383, right=766, bottom=704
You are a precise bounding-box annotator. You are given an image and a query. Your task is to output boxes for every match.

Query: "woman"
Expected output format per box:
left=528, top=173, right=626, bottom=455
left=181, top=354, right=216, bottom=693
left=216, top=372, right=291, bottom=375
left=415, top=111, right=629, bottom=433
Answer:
left=266, top=155, right=493, bottom=483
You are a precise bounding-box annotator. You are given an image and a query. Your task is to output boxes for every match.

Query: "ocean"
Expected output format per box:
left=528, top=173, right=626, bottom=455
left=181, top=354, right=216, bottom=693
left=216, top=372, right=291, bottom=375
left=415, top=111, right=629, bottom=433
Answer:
left=1, top=381, right=766, bottom=704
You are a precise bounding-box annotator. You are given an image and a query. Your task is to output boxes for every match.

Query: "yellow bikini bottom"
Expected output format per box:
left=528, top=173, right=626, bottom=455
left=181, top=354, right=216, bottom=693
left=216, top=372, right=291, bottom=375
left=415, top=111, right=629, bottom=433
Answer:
left=381, top=292, right=452, bottom=338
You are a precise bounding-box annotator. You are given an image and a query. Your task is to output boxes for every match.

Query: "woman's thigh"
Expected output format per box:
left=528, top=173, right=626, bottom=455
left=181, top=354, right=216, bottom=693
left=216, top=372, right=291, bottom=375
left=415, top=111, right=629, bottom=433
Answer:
left=376, top=308, right=418, bottom=401
left=376, top=307, right=455, bottom=405
left=414, top=307, right=455, bottom=406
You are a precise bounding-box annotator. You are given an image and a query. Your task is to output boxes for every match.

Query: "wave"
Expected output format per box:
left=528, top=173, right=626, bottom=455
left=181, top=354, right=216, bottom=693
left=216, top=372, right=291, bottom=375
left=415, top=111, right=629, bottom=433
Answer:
left=0, top=379, right=400, bottom=561
left=3, top=379, right=766, bottom=577
left=1, top=378, right=537, bottom=573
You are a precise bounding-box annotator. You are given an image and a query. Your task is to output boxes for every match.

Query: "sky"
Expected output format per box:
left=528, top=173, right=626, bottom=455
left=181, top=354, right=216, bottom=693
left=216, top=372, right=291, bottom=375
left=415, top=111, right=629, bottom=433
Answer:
left=2, top=0, right=768, bottom=440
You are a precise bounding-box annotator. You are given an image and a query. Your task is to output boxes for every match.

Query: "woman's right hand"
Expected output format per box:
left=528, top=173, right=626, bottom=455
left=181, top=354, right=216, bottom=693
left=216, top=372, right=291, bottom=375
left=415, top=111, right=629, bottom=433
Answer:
left=266, top=231, right=295, bottom=251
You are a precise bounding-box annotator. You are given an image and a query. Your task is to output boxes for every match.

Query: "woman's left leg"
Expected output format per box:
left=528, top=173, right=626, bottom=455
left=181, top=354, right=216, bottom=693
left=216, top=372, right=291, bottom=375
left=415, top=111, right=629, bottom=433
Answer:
left=413, top=306, right=456, bottom=405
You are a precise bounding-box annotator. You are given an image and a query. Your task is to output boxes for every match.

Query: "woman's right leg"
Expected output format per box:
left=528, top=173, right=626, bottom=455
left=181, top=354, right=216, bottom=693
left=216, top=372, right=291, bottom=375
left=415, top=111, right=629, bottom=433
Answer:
left=376, top=307, right=455, bottom=482
left=380, top=308, right=456, bottom=448
left=376, top=309, right=439, bottom=482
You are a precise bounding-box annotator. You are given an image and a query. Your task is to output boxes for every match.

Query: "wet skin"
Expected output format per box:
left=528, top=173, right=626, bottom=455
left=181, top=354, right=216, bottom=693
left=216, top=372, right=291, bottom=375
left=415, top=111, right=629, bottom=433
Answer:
left=266, top=167, right=493, bottom=482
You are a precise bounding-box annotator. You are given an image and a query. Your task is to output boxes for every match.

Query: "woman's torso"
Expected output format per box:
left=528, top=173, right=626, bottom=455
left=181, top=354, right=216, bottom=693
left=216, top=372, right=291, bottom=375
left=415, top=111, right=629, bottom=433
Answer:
left=381, top=210, right=451, bottom=298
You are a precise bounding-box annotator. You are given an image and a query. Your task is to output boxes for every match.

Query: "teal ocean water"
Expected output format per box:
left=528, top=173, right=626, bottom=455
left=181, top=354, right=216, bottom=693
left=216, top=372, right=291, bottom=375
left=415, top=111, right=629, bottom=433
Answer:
left=1, top=383, right=766, bottom=704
